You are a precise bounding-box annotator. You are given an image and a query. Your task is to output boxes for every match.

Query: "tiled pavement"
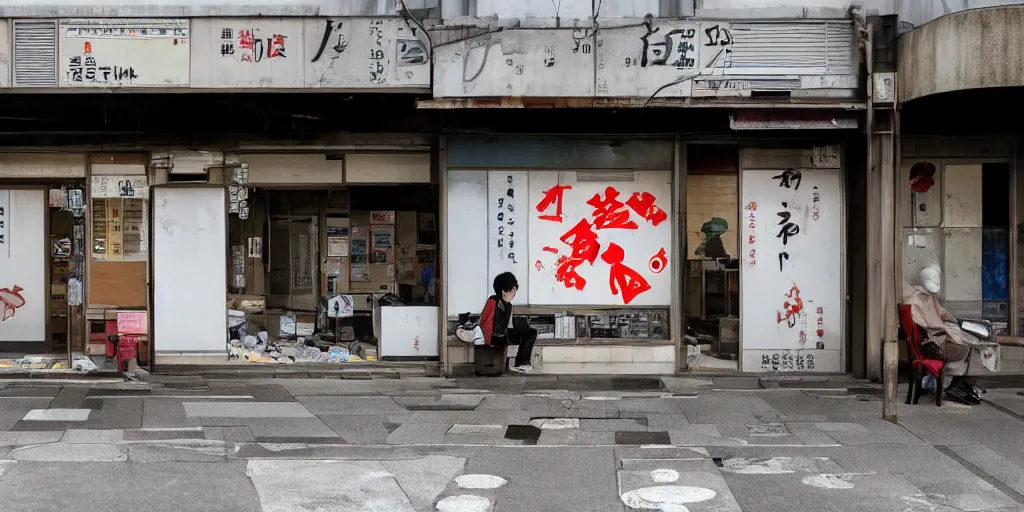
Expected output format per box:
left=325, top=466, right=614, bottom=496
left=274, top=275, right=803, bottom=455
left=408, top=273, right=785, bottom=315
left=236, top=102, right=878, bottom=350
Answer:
left=0, top=375, right=1023, bottom=511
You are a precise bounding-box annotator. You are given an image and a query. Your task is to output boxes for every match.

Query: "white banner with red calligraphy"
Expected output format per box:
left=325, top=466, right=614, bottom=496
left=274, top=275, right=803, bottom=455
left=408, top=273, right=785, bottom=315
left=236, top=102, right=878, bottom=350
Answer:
left=739, top=168, right=842, bottom=372
left=528, top=170, right=672, bottom=306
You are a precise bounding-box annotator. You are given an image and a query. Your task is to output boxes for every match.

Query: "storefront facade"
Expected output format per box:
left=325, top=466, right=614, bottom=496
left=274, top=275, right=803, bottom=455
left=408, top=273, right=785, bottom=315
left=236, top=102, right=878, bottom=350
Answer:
left=441, top=137, right=681, bottom=375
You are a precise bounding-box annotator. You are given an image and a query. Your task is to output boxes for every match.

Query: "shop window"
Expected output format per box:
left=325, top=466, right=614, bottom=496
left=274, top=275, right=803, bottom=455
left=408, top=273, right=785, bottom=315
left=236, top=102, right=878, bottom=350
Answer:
left=91, top=197, right=145, bottom=261
left=685, top=144, right=739, bottom=370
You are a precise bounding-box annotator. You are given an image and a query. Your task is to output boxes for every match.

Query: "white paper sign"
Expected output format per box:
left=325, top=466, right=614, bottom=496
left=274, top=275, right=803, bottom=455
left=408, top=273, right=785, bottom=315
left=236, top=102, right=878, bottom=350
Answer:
left=327, top=294, right=354, bottom=318
left=488, top=170, right=529, bottom=304
left=91, top=175, right=149, bottom=199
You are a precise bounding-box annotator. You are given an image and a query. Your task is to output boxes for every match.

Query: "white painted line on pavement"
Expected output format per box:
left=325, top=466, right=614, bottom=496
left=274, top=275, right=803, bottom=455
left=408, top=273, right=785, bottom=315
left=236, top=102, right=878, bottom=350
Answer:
left=23, top=409, right=90, bottom=421
left=134, top=427, right=204, bottom=432
left=88, top=395, right=255, bottom=400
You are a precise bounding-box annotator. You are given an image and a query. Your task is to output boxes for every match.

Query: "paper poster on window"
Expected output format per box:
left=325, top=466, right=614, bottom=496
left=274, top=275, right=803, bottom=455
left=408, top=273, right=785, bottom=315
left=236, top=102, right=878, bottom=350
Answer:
left=370, top=211, right=395, bottom=224
left=371, top=225, right=393, bottom=249
left=327, top=236, right=349, bottom=257
left=351, top=263, right=369, bottom=282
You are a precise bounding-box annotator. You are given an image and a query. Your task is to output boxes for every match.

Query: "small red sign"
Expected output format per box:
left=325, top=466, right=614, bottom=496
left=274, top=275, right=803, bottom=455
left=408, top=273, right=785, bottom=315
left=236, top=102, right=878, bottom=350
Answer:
left=116, top=311, right=147, bottom=335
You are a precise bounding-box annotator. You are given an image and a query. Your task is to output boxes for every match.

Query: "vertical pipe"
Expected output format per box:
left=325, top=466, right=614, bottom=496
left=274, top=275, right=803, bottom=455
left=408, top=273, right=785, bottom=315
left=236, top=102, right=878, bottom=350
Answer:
left=438, top=135, right=451, bottom=377
left=882, top=110, right=899, bottom=423
left=672, top=137, right=686, bottom=371
left=864, top=22, right=881, bottom=383
left=1010, top=138, right=1019, bottom=337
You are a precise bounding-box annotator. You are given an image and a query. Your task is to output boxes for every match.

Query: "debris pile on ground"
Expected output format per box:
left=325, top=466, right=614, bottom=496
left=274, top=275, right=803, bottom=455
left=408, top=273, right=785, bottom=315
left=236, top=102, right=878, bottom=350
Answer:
left=227, top=309, right=378, bottom=364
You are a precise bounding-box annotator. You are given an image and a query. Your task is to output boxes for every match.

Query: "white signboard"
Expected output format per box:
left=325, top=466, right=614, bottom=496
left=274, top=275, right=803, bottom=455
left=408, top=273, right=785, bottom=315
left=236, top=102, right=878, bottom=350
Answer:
left=91, top=175, right=149, bottom=199
left=740, top=168, right=843, bottom=372
left=60, top=19, right=190, bottom=87
left=379, top=306, right=439, bottom=358
left=0, top=190, right=46, bottom=342
left=528, top=171, right=672, bottom=306
left=191, top=18, right=304, bottom=88
left=488, top=170, right=529, bottom=304
left=153, top=187, right=227, bottom=353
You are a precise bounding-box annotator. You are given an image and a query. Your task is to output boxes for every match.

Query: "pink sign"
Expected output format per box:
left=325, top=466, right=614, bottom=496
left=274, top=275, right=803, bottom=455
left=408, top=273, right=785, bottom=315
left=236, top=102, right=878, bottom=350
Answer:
left=116, top=311, right=147, bottom=334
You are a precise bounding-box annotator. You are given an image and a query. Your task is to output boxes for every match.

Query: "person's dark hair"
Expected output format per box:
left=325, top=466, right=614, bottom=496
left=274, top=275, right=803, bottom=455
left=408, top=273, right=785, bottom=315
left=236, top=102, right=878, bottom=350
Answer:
left=493, top=272, right=519, bottom=297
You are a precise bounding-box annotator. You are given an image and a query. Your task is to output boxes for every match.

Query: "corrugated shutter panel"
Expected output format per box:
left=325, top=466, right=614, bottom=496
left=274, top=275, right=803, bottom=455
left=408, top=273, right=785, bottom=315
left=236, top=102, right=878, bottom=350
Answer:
left=825, top=22, right=855, bottom=75
left=728, top=22, right=854, bottom=75
left=13, top=20, right=57, bottom=87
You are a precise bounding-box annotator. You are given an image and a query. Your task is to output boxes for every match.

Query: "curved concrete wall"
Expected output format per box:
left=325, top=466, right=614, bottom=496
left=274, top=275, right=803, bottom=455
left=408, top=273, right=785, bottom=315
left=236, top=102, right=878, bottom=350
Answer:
left=899, top=6, right=1024, bottom=103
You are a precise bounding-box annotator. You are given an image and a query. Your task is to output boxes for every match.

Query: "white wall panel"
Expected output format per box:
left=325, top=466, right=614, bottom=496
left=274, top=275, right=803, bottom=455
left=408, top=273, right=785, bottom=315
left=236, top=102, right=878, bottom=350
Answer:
left=59, top=18, right=190, bottom=87
left=445, top=170, right=489, bottom=317
left=304, top=18, right=429, bottom=89
left=239, top=154, right=343, bottom=185
left=0, top=190, right=46, bottom=343
left=190, top=17, right=305, bottom=88
left=153, top=187, right=226, bottom=353
left=345, top=153, right=430, bottom=183
left=740, top=168, right=842, bottom=372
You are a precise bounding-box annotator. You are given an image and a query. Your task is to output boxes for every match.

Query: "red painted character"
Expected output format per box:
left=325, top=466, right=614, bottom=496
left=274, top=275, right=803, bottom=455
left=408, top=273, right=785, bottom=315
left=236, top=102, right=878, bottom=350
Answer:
left=625, top=192, right=668, bottom=226
left=553, top=219, right=601, bottom=290
left=601, top=243, right=651, bottom=305
left=535, top=184, right=572, bottom=222
left=238, top=29, right=254, bottom=49
left=0, top=285, right=26, bottom=322
left=268, top=34, right=287, bottom=58
left=586, top=187, right=638, bottom=230
left=776, top=285, right=803, bottom=327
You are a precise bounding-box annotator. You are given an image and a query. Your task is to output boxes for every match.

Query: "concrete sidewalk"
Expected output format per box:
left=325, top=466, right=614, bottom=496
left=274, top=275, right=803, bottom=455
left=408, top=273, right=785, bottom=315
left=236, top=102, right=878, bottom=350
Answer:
left=0, top=375, right=1022, bottom=511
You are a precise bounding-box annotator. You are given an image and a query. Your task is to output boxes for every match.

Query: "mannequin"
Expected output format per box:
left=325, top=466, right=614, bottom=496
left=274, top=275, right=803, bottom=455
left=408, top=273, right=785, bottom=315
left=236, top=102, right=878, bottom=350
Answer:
left=903, top=264, right=990, bottom=404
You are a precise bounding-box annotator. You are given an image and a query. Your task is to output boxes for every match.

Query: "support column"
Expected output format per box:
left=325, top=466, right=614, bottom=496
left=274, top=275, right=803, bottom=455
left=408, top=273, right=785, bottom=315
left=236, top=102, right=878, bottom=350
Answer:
left=877, top=109, right=899, bottom=422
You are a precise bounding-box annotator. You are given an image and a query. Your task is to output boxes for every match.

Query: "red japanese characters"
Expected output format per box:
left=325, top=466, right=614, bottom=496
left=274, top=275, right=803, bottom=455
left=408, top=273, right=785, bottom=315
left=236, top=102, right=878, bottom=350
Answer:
left=776, top=285, right=803, bottom=328
left=535, top=184, right=667, bottom=304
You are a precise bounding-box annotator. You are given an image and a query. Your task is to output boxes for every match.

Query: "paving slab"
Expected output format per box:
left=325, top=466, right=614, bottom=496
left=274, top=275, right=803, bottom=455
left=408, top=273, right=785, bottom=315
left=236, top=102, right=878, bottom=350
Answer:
left=319, top=415, right=395, bottom=444
left=463, top=446, right=617, bottom=512
left=387, top=423, right=451, bottom=444
left=62, top=429, right=124, bottom=444
left=183, top=401, right=313, bottom=418
left=141, top=397, right=201, bottom=428
left=381, top=455, right=467, bottom=510
left=619, top=457, right=743, bottom=511
left=9, top=443, right=126, bottom=462
left=202, top=426, right=256, bottom=443
left=0, top=461, right=260, bottom=512
left=127, top=442, right=228, bottom=462
left=246, top=459, right=418, bottom=512
left=23, top=409, right=90, bottom=422
left=295, top=396, right=406, bottom=415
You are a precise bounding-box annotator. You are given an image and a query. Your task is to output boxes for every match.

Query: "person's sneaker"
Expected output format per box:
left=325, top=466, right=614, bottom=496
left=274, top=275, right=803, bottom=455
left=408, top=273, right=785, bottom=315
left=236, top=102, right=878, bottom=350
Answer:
left=508, top=364, right=533, bottom=374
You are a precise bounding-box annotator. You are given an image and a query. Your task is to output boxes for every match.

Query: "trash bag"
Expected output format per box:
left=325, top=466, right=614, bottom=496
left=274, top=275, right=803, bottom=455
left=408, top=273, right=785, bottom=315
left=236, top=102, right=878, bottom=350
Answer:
left=377, top=293, right=404, bottom=306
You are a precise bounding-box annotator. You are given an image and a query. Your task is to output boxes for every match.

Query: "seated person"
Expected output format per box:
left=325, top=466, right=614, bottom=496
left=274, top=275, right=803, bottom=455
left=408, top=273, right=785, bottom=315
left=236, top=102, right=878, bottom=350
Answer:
left=476, top=272, right=537, bottom=374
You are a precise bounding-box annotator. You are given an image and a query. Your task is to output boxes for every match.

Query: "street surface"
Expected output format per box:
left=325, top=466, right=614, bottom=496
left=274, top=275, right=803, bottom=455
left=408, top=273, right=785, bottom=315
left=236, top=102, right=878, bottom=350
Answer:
left=0, top=374, right=1023, bottom=511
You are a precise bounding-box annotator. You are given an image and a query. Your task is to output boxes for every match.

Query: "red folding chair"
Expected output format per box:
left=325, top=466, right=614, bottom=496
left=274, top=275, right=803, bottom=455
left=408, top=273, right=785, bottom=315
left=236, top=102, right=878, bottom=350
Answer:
left=898, top=304, right=944, bottom=406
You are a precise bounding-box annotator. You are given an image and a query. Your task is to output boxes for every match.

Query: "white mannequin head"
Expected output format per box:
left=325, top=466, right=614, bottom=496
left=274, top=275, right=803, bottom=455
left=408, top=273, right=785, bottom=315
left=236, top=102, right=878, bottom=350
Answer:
left=920, top=264, right=941, bottom=294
